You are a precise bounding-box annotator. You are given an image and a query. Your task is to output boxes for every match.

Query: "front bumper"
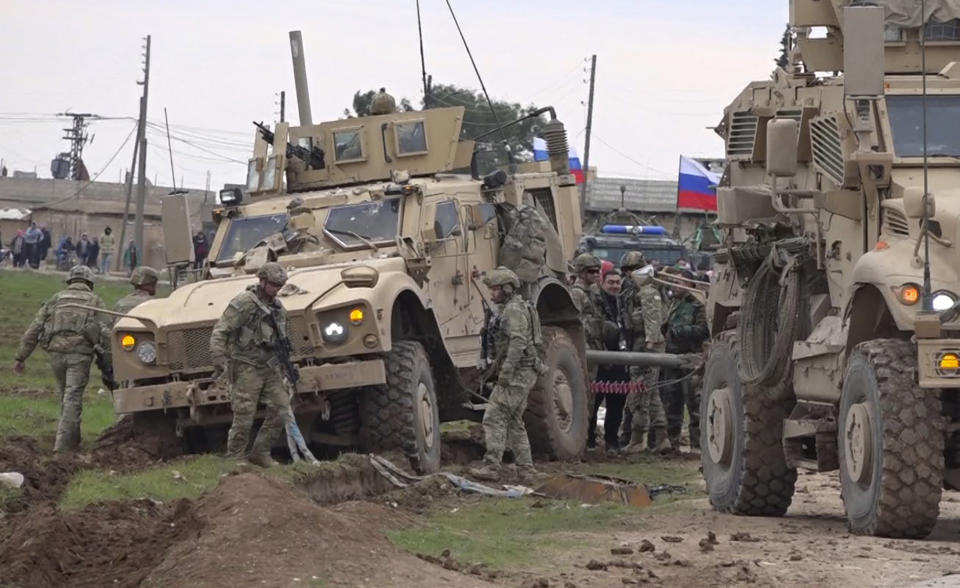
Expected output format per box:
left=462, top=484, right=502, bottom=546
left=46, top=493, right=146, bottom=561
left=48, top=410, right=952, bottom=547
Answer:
left=113, top=359, right=387, bottom=414
left=917, top=339, right=960, bottom=388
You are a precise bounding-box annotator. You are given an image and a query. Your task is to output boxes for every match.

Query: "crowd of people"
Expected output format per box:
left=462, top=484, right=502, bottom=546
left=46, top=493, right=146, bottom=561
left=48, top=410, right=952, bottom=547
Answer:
left=4, top=224, right=147, bottom=276
left=574, top=252, right=710, bottom=458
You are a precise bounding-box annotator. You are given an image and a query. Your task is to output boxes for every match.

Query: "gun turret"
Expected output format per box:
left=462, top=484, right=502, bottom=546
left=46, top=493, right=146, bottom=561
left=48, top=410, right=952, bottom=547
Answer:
left=254, top=121, right=326, bottom=170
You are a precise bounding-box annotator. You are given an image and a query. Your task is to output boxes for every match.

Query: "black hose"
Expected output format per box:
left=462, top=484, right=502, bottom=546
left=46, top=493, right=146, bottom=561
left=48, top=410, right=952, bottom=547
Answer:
left=737, top=255, right=804, bottom=387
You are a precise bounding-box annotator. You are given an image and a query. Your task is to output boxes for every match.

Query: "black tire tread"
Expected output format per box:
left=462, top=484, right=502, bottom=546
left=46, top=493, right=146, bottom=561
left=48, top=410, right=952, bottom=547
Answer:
left=843, top=339, right=943, bottom=538
left=526, top=326, right=586, bottom=460
left=362, top=340, right=435, bottom=473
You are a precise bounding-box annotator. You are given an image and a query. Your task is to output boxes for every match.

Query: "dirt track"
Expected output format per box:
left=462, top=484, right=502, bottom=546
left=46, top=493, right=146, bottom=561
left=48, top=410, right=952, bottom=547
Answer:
left=2, top=434, right=959, bottom=587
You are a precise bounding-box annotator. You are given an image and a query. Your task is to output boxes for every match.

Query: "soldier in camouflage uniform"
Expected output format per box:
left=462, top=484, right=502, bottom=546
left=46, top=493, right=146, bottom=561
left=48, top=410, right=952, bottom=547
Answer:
left=469, top=267, right=542, bottom=484
left=570, top=253, right=604, bottom=448
left=619, top=254, right=670, bottom=454
left=113, top=266, right=159, bottom=318
left=662, top=274, right=709, bottom=453
left=13, top=265, right=112, bottom=452
left=209, top=262, right=293, bottom=467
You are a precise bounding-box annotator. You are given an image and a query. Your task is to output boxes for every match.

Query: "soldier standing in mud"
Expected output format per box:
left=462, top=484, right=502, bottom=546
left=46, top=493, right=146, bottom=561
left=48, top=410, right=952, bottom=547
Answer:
left=12, top=265, right=112, bottom=452
left=620, top=257, right=670, bottom=454
left=209, top=262, right=293, bottom=467
left=469, top=267, right=542, bottom=484
left=570, top=253, right=605, bottom=449
left=661, top=271, right=709, bottom=455
left=113, top=266, right=159, bottom=318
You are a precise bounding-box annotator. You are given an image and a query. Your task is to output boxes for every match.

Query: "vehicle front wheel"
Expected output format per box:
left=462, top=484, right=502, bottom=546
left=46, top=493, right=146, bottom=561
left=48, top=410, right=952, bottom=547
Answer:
left=839, top=339, right=944, bottom=538
left=362, top=340, right=441, bottom=474
left=526, top=326, right=589, bottom=460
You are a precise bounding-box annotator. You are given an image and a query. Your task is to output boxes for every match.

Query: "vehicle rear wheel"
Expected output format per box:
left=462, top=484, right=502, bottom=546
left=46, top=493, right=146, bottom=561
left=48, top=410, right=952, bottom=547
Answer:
left=526, top=326, right=589, bottom=460
left=839, top=339, right=944, bottom=538
left=701, top=331, right=796, bottom=515
left=361, top=340, right=441, bottom=474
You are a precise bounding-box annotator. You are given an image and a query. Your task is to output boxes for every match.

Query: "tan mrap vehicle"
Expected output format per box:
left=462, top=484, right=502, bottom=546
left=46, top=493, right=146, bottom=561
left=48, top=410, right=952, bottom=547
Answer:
left=701, top=1, right=960, bottom=539
left=111, top=95, right=590, bottom=473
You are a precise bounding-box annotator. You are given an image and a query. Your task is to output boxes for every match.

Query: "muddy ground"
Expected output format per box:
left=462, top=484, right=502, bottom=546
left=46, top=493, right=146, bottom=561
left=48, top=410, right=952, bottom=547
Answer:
left=1, top=426, right=958, bottom=587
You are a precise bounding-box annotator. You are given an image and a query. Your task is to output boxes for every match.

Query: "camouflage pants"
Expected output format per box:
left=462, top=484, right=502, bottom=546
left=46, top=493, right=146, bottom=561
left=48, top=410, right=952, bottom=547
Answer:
left=482, top=369, right=537, bottom=468
left=50, top=352, right=93, bottom=450
left=662, top=366, right=700, bottom=448
left=226, top=362, right=291, bottom=458
left=624, top=362, right=667, bottom=443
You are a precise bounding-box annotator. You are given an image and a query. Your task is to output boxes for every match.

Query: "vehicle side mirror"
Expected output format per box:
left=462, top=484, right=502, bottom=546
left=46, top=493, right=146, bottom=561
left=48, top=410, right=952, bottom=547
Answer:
left=161, top=194, right=196, bottom=266
left=463, top=202, right=489, bottom=230
left=903, top=187, right=935, bottom=219
left=844, top=5, right=885, bottom=98
left=420, top=202, right=439, bottom=242
left=766, top=118, right=798, bottom=178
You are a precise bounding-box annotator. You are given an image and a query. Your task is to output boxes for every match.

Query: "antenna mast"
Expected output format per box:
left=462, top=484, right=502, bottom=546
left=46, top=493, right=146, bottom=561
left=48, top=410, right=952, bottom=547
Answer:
left=416, top=0, right=430, bottom=108
left=921, top=0, right=932, bottom=311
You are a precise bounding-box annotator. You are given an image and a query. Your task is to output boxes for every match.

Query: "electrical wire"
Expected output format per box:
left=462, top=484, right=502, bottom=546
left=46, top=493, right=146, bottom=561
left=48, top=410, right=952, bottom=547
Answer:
left=44, top=121, right=139, bottom=206
left=591, top=133, right=674, bottom=178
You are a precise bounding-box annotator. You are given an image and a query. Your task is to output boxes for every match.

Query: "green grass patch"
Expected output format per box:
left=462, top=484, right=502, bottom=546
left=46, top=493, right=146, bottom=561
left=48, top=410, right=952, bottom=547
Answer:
left=0, top=391, right=116, bottom=443
left=388, top=497, right=652, bottom=569
left=60, top=454, right=239, bottom=511
left=439, top=419, right=475, bottom=435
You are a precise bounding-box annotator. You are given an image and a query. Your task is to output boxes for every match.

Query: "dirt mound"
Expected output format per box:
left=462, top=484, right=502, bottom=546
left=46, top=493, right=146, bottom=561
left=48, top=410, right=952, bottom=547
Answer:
left=0, top=498, right=199, bottom=588
left=0, top=436, right=80, bottom=514
left=90, top=416, right=185, bottom=469
left=382, top=475, right=463, bottom=513
left=147, top=473, right=492, bottom=587
left=441, top=422, right=486, bottom=465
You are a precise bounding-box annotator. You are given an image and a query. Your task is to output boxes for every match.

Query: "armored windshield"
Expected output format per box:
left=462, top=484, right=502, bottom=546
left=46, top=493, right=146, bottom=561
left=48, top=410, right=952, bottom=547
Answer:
left=323, top=197, right=401, bottom=248
left=888, top=95, right=960, bottom=158
left=216, top=213, right=289, bottom=262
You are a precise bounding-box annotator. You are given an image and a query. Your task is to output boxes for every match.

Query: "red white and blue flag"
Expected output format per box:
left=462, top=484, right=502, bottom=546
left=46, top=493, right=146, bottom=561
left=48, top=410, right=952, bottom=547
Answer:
left=533, top=137, right=584, bottom=184
left=677, top=155, right=720, bottom=212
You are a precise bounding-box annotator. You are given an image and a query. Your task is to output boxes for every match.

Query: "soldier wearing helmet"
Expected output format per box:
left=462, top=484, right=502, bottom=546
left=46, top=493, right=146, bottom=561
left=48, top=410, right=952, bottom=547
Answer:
left=13, top=265, right=112, bottom=452
left=619, top=253, right=669, bottom=454
left=209, top=262, right=293, bottom=467
left=469, top=267, right=543, bottom=484
left=369, top=88, right=397, bottom=115
left=113, top=266, right=160, bottom=318
left=571, top=253, right=604, bottom=352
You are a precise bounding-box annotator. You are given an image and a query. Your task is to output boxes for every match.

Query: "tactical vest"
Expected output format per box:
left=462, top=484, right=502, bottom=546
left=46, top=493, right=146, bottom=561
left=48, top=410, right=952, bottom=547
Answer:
left=490, top=297, right=545, bottom=373
left=41, top=289, right=101, bottom=353
left=231, top=290, right=288, bottom=358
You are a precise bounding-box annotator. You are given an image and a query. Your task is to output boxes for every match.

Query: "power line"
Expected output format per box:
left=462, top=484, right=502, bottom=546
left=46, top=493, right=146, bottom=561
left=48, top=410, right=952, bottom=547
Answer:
left=591, top=133, right=675, bottom=178
left=44, top=121, right=139, bottom=206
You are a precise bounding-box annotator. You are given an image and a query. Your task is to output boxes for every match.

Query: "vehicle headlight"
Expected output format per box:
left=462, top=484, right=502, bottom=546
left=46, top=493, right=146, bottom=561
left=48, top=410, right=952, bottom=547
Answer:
left=121, top=334, right=136, bottom=351
left=136, top=341, right=157, bottom=365
left=322, top=321, right=348, bottom=345
left=932, top=291, right=957, bottom=312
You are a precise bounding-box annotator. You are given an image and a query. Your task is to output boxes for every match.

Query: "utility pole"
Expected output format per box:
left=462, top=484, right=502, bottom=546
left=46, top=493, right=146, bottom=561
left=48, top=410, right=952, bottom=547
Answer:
left=117, top=36, right=150, bottom=271
left=280, top=91, right=286, bottom=123
left=580, top=54, right=597, bottom=218
left=134, top=35, right=151, bottom=263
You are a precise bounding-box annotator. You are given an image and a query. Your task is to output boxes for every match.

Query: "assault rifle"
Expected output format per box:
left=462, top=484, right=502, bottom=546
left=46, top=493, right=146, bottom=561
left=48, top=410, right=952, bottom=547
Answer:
left=253, top=121, right=326, bottom=170
left=265, top=310, right=319, bottom=464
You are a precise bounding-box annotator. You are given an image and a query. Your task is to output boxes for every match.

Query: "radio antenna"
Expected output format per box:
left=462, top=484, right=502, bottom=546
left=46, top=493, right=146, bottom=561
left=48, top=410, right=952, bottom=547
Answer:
left=921, top=0, right=932, bottom=311
left=444, top=0, right=509, bottom=150
left=416, top=0, right=430, bottom=108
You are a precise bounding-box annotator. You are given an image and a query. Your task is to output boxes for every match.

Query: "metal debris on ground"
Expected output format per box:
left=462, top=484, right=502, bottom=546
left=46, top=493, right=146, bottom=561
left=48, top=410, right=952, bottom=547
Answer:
left=535, top=474, right=653, bottom=507
left=368, top=454, right=534, bottom=498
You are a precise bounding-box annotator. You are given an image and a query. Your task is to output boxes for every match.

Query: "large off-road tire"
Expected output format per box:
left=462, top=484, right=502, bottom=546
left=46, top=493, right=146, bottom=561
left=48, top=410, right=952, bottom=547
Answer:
left=526, top=326, right=589, bottom=460
left=362, top=340, right=441, bottom=474
left=839, top=339, right=944, bottom=538
left=701, top=331, right=796, bottom=515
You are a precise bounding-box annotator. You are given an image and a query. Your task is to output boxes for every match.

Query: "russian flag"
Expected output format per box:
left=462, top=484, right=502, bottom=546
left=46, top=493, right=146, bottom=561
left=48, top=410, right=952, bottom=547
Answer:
left=533, top=137, right=584, bottom=184
left=677, top=155, right=720, bottom=212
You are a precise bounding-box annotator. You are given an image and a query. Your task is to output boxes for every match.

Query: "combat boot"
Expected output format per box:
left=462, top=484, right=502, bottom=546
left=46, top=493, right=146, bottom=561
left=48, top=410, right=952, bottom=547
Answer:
left=653, top=427, right=672, bottom=455
left=53, top=421, right=81, bottom=453
left=517, top=466, right=539, bottom=486
left=246, top=453, right=277, bottom=468
left=468, top=463, right=501, bottom=482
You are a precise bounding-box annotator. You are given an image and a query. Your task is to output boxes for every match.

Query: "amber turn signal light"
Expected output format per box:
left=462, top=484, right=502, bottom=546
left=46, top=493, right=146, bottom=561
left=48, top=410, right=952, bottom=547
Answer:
left=898, top=284, right=920, bottom=305
left=121, top=334, right=136, bottom=350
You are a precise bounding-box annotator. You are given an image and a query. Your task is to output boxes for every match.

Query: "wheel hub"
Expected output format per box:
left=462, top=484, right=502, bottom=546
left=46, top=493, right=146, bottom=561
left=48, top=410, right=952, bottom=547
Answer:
left=844, top=402, right=872, bottom=484
left=552, top=369, right=574, bottom=433
left=417, top=382, right=435, bottom=449
left=706, top=386, right=734, bottom=465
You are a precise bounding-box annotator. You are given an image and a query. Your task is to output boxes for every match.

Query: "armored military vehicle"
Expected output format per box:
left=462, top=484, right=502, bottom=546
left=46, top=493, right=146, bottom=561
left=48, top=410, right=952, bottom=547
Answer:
left=109, top=35, right=589, bottom=474
left=701, top=1, right=960, bottom=538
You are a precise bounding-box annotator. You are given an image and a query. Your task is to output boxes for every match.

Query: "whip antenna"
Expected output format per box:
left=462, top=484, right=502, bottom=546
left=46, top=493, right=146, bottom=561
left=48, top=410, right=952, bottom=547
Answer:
left=921, top=0, right=932, bottom=311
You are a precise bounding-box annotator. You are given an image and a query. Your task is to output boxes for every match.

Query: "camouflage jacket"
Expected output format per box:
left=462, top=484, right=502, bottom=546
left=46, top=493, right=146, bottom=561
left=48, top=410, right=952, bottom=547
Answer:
left=490, top=293, right=540, bottom=385
left=620, top=278, right=664, bottom=349
left=16, top=282, right=111, bottom=361
left=665, top=295, right=708, bottom=353
left=571, top=278, right=603, bottom=349
left=209, top=285, right=289, bottom=367
left=113, top=290, right=152, bottom=318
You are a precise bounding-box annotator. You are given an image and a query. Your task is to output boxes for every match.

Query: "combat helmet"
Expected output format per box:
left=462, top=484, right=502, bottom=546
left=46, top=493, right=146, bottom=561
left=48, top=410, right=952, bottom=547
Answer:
left=483, top=266, right=520, bottom=290
left=257, top=262, right=288, bottom=286
left=369, top=88, right=397, bottom=115
left=129, top=266, right=159, bottom=287
left=620, top=251, right=647, bottom=271
left=573, top=253, right=602, bottom=272
left=66, top=265, right=95, bottom=287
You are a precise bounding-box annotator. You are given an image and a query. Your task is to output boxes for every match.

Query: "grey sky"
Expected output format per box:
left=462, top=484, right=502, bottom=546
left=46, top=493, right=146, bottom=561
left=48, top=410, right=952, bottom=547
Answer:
left=0, top=0, right=786, bottom=190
